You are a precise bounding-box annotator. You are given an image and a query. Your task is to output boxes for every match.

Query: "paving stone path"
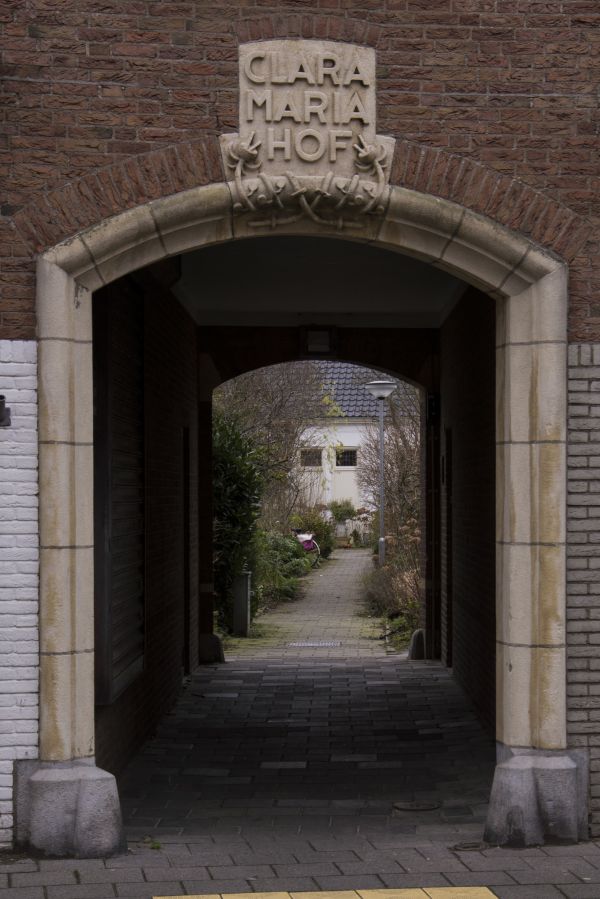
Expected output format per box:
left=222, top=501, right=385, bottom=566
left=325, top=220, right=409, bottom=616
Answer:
left=221, top=549, right=383, bottom=660
left=4, top=550, right=600, bottom=897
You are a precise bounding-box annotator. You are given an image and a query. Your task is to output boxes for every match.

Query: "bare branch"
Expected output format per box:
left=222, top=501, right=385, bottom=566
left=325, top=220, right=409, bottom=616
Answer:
left=214, top=361, right=329, bottom=529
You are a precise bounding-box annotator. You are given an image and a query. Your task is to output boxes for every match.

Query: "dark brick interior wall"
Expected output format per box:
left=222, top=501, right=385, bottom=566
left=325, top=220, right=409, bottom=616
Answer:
left=95, top=275, right=199, bottom=777
left=440, top=415, right=451, bottom=669
left=440, top=288, right=496, bottom=731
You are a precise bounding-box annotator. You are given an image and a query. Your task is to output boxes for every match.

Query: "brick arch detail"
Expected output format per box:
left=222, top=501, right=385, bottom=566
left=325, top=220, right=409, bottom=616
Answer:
left=232, top=14, right=385, bottom=48
left=13, top=138, right=590, bottom=266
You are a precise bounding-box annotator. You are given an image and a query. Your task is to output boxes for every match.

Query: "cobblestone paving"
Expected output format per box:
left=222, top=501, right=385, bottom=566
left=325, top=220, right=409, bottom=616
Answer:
left=4, top=551, right=600, bottom=897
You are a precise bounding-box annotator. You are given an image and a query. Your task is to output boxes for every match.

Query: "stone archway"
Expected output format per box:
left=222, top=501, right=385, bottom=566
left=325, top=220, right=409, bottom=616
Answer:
left=21, top=177, right=580, bottom=856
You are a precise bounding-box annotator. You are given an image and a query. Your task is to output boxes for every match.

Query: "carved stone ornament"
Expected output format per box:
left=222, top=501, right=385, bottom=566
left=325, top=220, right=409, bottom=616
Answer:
left=220, top=40, right=395, bottom=231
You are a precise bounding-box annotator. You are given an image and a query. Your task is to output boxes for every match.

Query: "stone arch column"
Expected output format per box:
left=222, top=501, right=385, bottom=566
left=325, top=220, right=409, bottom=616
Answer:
left=20, top=179, right=581, bottom=855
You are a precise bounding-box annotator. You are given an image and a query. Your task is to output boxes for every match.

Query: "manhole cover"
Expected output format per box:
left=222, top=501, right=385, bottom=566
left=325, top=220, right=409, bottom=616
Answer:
left=393, top=800, right=440, bottom=812
left=287, top=641, right=341, bottom=647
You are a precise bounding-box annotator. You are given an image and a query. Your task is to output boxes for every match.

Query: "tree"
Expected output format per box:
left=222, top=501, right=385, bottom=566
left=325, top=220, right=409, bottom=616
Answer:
left=213, top=361, right=330, bottom=529
left=358, top=383, right=423, bottom=637
left=358, top=383, right=421, bottom=535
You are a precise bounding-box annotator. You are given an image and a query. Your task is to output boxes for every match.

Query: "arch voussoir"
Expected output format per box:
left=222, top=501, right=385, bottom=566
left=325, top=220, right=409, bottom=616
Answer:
left=390, top=139, right=586, bottom=262
left=13, top=136, right=224, bottom=255
left=234, top=15, right=384, bottom=47
left=13, top=134, right=589, bottom=267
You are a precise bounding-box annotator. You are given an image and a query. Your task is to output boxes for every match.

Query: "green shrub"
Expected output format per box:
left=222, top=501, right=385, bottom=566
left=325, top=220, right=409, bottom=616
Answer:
left=213, top=412, right=264, bottom=628
left=351, top=528, right=364, bottom=547
left=362, top=517, right=423, bottom=648
left=329, top=499, right=357, bottom=523
left=249, top=529, right=312, bottom=609
left=289, top=507, right=336, bottom=559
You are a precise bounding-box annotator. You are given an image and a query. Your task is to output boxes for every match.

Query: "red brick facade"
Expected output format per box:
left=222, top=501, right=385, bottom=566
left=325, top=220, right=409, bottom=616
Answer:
left=1, top=6, right=597, bottom=339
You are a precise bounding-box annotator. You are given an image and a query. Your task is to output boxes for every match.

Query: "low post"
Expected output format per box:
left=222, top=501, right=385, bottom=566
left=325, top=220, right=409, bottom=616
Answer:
left=364, top=379, right=397, bottom=567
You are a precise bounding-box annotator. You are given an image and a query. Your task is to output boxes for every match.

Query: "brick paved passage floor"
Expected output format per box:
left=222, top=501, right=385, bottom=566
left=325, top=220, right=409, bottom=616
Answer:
left=120, top=550, right=496, bottom=850
left=5, top=551, right=600, bottom=897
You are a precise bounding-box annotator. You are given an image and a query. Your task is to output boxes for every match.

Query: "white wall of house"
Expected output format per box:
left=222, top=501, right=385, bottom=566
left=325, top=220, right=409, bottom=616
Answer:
left=299, top=418, right=373, bottom=510
left=0, top=341, right=39, bottom=847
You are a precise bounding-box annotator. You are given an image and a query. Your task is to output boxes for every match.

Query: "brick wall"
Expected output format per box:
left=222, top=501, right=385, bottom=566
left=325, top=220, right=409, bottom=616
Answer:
left=0, top=1, right=599, bottom=843
left=95, top=277, right=199, bottom=777
left=0, top=6, right=596, bottom=340
left=440, top=289, right=496, bottom=731
left=0, top=341, right=39, bottom=848
left=567, top=344, right=600, bottom=837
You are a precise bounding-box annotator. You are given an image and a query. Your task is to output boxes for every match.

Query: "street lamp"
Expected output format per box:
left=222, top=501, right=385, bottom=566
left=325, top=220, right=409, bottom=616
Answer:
left=364, top=379, right=397, bottom=566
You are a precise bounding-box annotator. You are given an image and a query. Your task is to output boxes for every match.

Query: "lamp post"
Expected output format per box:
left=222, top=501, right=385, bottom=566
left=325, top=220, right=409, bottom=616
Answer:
left=364, top=380, right=397, bottom=567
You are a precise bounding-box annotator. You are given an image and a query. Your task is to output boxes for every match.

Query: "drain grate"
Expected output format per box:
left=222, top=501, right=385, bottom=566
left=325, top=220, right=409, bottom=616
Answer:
left=287, top=641, right=342, bottom=647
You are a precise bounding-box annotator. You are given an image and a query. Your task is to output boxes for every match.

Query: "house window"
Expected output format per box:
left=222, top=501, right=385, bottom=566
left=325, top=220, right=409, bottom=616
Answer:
left=336, top=448, right=358, bottom=467
left=301, top=448, right=322, bottom=467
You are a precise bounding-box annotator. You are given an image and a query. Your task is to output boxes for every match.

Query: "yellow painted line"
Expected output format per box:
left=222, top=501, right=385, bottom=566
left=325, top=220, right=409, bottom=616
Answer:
left=292, top=893, right=363, bottom=899
left=425, top=890, right=496, bottom=898
left=360, top=891, right=427, bottom=899
left=153, top=888, right=497, bottom=899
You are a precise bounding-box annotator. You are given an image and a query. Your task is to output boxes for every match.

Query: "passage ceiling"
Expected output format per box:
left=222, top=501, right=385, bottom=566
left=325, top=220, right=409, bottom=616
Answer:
left=173, top=236, right=467, bottom=328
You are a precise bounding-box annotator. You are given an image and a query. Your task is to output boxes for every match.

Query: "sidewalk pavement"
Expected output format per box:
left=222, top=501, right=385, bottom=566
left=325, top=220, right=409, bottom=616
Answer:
left=3, top=551, right=599, bottom=898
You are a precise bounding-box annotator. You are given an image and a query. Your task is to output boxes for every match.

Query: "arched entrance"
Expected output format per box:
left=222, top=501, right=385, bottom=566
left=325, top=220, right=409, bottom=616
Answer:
left=21, top=180, right=580, bottom=856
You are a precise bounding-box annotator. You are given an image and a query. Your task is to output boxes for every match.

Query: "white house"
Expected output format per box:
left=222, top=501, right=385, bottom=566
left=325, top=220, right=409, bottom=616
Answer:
left=297, top=362, right=402, bottom=513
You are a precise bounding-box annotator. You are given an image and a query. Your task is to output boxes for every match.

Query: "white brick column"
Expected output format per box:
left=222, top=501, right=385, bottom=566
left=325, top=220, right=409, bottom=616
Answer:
left=0, top=340, right=39, bottom=849
left=566, top=344, right=600, bottom=835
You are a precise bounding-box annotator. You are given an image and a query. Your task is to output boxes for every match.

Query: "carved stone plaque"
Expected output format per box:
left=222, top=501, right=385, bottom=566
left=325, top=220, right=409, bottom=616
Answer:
left=220, top=40, right=395, bottom=231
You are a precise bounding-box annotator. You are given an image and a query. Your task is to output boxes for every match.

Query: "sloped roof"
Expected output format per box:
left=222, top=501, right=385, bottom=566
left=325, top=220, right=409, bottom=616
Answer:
left=315, top=361, right=404, bottom=419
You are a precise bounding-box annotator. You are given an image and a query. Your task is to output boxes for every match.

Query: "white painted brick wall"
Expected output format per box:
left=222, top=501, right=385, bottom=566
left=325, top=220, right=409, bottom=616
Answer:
left=0, top=340, right=39, bottom=848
